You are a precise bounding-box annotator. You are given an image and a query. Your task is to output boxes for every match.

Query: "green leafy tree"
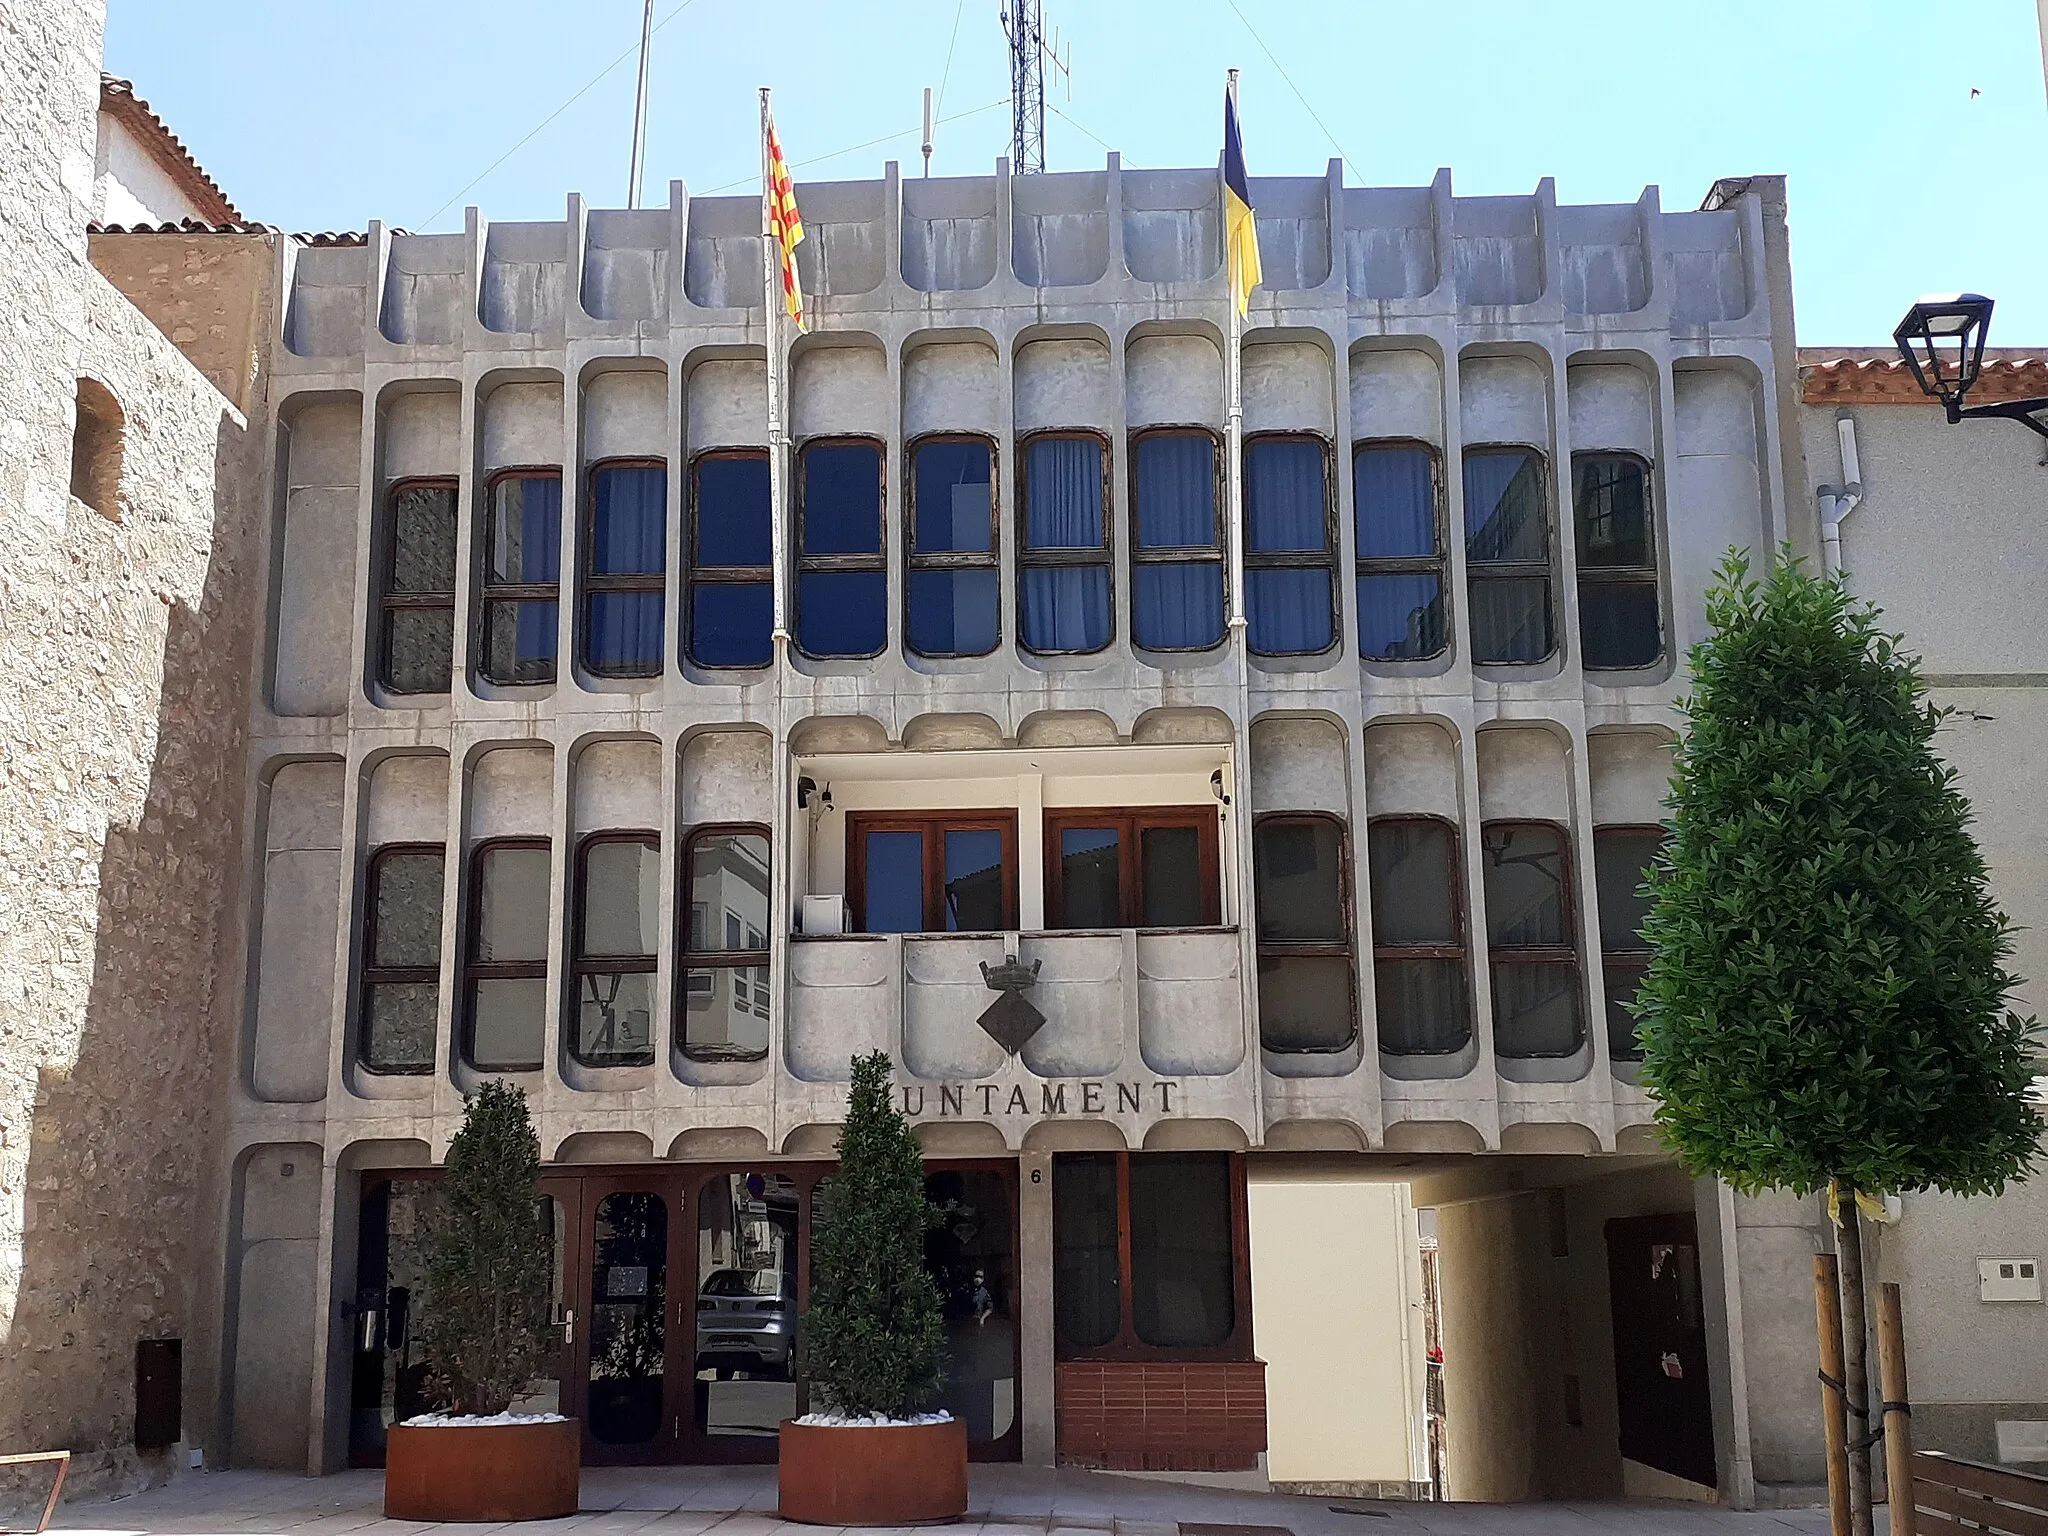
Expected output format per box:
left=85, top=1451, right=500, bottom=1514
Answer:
left=416, top=1081, right=558, bottom=1415
left=804, top=1051, right=947, bottom=1419
left=1637, top=552, right=2042, bottom=1534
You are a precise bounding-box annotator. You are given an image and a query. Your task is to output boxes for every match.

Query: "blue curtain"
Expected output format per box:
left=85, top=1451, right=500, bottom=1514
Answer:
left=1247, top=568, right=1331, bottom=655
left=689, top=581, right=772, bottom=668
left=1134, top=562, right=1223, bottom=650
left=1358, top=572, right=1447, bottom=660
left=586, top=591, right=663, bottom=674
left=1025, top=437, right=1103, bottom=548
left=1134, top=433, right=1216, bottom=549
left=1246, top=439, right=1324, bottom=552
left=593, top=465, right=666, bottom=575
left=491, top=475, right=562, bottom=582
left=908, top=568, right=999, bottom=656
left=1354, top=446, right=1437, bottom=558
left=802, top=442, right=883, bottom=554
left=695, top=454, right=771, bottom=567
left=1022, top=566, right=1111, bottom=653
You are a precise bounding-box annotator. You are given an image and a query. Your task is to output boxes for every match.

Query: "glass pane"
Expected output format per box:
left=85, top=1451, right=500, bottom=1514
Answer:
left=689, top=580, right=772, bottom=668
left=862, top=829, right=925, bottom=933
left=488, top=475, right=562, bottom=584
left=1355, top=446, right=1438, bottom=558
left=1574, top=456, right=1650, bottom=568
left=1258, top=955, right=1357, bottom=1052
left=1492, top=960, right=1585, bottom=1057
left=481, top=598, right=558, bottom=685
left=944, top=829, right=1007, bottom=932
left=1024, top=437, right=1104, bottom=549
left=1593, top=828, right=1666, bottom=952
left=695, top=1173, right=799, bottom=1437
left=1052, top=1153, right=1120, bottom=1350
left=1058, top=826, right=1122, bottom=929
left=383, top=607, right=453, bottom=694
left=1469, top=575, right=1553, bottom=664
left=687, top=833, right=770, bottom=953
left=800, top=441, right=883, bottom=555
left=1357, top=572, right=1447, bottom=661
left=468, top=977, right=546, bottom=1071
left=372, top=851, right=444, bottom=967
left=365, top=981, right=437, bottom=1071
left=1605, top=959, right=1649, bottom=1061
left=796, top=569, right=886, bottom=658
left=1134, top=432, right=1218, bottom=550
left=582, top=839, right=659, bottom=956
left=1367, top=820, right=1458, bottom=945
left=389, top=485, right=456, bottom=594
left=577, top=970, right=654, bottom=1065
left=1254, top=819, right=1345, bottom=943
left=925, top=1169, right=1017, bottom=1444
left=509, top=1195, right=566, bottom=1416
left=1247, top=567, right=1334, bottom=656
left=1020, top=564, right=1111, bottom=653
left=1464, top=449, right=1548, bottom=563
left=695, top=454, right=772, bottom=567
left=1374, top=957, right=1471, bottom=1054
left=1130, top=1154, right=1235, bottom=1348
left=586, top=590, right=664, bottom=676
left=1140, top=825, right=1205, bottom=927
left=1581, top=581, right=1662, bottom=669
left=1481, top=824, right=1571, bottom=948
left=477, top=845, right=550, bottom=962
left=1247, top=438, right=1327, bottom=552
left=591, top=465, right=667, bottom=576
left=681, top=967, right=769, bottom=1061
left=913, top=439, right=993, bottom=553
left=908, top=567, right=1000, bottom=657
left=587, top=1191, right=667, bottom=1445
left=1133, top=561, right=1224, bottom=650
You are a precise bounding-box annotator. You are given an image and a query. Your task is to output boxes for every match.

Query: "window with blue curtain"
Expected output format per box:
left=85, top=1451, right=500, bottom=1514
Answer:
left=796, top=438, right=886, bottom=658
left=1244, top=435, right=1334, bottom=657
left=478, top=470, right=561, bottom=686
left=906, top=435, right=998, bottom=657
left=1463, top=446, right=1554, bottom=665
left=583, top=460, right=666, bottom=677
left=687, top=450, right=773, bottom=669
left=1130, top=428, right=1224, bottom=652
left=1019, top=432, right=1112, bottom=655
left=1573, top=453, right=1662, bottom=670
left=1353, top=442, right=1448, bottom=662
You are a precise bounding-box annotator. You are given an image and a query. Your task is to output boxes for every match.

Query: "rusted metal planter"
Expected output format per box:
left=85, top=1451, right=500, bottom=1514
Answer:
left=383, top=1418, right=580, bottom=1522
left=777, top=1417, right=968, bottom=1525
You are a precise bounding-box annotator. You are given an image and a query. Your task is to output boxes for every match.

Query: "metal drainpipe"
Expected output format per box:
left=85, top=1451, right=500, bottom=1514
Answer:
left=1819, top=413, right=1864, bottom=581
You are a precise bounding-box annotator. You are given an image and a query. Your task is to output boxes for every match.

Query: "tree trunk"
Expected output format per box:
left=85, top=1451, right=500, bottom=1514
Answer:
left=1832, top=1179, right=1874, bottom=1536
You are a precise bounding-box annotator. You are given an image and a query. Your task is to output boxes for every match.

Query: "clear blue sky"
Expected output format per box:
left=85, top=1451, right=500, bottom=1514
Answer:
left=106, top=0, right=2048, bottom=345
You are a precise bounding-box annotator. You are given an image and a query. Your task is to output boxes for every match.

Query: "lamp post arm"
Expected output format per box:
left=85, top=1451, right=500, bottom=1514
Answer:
left=1953, top=396, right=2048, bottom=441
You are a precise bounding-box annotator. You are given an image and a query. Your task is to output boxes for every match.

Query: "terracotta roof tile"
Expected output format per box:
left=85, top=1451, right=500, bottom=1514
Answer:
left=88, top=219, right=369, bottom=247
left=99, top=74, right=240, bottom=224
left=1798, top=349, right=2048, bottom=406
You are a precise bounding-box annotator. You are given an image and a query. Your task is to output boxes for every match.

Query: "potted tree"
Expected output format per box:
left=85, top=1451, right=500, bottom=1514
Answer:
left=384, top=1081, right=578, bottom=1521
left=779, top=1050, right=964, bottom=1525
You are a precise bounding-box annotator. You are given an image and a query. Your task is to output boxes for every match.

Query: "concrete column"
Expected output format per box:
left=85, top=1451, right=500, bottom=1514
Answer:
left=1018, top=1148, right=1055, bottom=1464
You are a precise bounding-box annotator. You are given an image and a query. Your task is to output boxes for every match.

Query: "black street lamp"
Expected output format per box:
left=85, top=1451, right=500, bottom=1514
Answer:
left=1892, top=293, right=2048, bottom=440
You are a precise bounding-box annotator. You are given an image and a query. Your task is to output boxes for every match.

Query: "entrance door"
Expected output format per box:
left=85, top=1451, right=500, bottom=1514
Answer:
left=1604, top=1212, right=1716, bottom=1489
left=576, top=1177, right=685, bottom=1464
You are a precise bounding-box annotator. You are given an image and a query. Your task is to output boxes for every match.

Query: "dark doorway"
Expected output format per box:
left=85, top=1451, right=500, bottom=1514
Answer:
left=1604, top=1212, right=1715, bottom=1489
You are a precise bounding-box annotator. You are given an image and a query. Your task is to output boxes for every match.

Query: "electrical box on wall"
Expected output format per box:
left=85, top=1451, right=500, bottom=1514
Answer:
left=1977, top=1258, right=2043, bottom=1302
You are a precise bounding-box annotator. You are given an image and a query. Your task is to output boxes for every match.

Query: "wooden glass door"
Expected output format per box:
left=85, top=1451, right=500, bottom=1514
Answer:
left=572, top=1174, right=687, bottom=1465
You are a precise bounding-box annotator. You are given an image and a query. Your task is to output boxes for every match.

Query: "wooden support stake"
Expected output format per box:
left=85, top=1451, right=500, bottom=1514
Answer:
left=1877, top=1282, right=1916, bottom=1536
left=1816, top=1253, right=1852, bottom=1536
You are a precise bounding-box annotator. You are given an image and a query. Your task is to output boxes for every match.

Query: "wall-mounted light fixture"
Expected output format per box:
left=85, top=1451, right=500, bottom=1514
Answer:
left=1209, top=769, right=1230, bottom=806
left=1893, top=293, right=2048, bottom=441
left=796, top=776, right=832, bottom=811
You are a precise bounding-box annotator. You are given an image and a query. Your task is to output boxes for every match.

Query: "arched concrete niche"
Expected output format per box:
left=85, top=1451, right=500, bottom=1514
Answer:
left=680, top=727, right=772, bottom=826
left=1382, top=1119, right=1486, bottom=1154
left=1261, top=1118, right=1368, bottom=1153
left=669, top=1126, right=772, bottom=1161
left=1126, top=330, right=1224, bottom=430
left=479, top=374, right=565, bottom=472
left=1362, top=717, right=1462, bottom=820
left=338, top=1137, right=433, bottom=1170
left=1499, top=1121, right=1601, bottom=1154
left=791, top=336, right=887, bottom=440
left=228, top=1140, right=327, bottom=1469
left=1017, top=710, right=1119, bottom=748
left=582, top=364, right=669, bottom=463
left=1615, top=1122, right=1667, bottom=1156
left=1565, top=353, right=1657, bottom=458
left=1022, top=1120, right=1127, bottom=1153
left=248, top=756, right=344, bottom=1105
left=1142, top=1118, right=1250, bottom=1152
left=903, top=338, right=1000, bottom=438
left=686, top=353, right=768, bottom=451
left=1458, top=350, right=1552, bottom=449
left=556, top=1131, right=654, bottom=1163
left=902, top=713, right=1006, bottom=752
left=1350, top=346, right=1444, bottom=447
left=1250, top=714, right=1349, bottom=816
left=271, top=391, right=362, bottom=717
left=1588, top=729, right=1677, bottom=826
left=1131, top=707, right=1232, bottom=745
left=1474, top=722, right=1573, bottom=824
left=782, top=1123, right=843, bottom=1156
left=914, top=1121, right=1010, bottom=1156
left=791, top=715, right=890, bottom=755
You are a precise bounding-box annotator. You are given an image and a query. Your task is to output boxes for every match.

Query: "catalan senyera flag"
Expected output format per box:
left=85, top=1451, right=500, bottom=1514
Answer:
left=765, top=109, right=807, bottom=332
left=1222, top=78, right=1261, bottom=317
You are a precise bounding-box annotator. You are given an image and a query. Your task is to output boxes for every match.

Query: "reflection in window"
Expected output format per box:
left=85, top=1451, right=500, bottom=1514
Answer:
left=694, top=1171, right=798, bottom=1437
left=464, top=840, right=550, bottom=1071
left=1354, top=444, right=1447, bottom=661
left=478, top=472, right=561, bottom=685
left=1019, top=433, right=1112, bottom=654
left=587, top=1191, right=666, bottom=1444
left=681, top=827, right=771, bottom=1061
left=1464, top=448, right=1554, bottom=664
left=908, top=436, right=998, bottom=657
left=688, top=451, right=773, bottom=668
left=925, top=1168, right=1019, bottom=1444
left=1045, top=809, right=1216, bottom=929
left=797, top=439, right=886, bottom=658
left=1594, top=826, right=1666, bottom=1061
left=1131, top=429, right=1224, bottom=652
left=573, top=833, right=659, bottom=1066
left=1253, top=815, right=1357, bottom=1052
left=1367, top=817, right=1472, bottom=1054
left=379, top=481, right=458, bottom=695
left=849, top=813, right=1016, bottom=933
left=1245, top=435, right=1334, bottom=656
left=585, top=461, right=666, bottom=677
left=1052, top=1153, right=1120, bottom=1351
left=1574, top=454, right=1662, bottom=669
left=361, top=845, right=444, bottom=1073
left=1481, top=821, right=1584, bottom=1057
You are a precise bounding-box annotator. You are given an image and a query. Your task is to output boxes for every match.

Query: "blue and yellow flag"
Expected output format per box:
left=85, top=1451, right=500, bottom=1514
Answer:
left=1222, top=78, right=1261, bottom=316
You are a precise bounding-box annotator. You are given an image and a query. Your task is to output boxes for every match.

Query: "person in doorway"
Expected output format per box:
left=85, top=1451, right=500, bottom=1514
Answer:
left=969, top=1268, right=994, bottom=1325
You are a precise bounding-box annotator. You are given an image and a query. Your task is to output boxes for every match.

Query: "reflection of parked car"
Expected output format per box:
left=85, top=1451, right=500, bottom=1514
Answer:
left=694, top=1268, right=793, bottom=1378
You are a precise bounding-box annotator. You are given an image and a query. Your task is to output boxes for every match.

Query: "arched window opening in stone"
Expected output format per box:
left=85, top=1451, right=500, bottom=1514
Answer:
left=70, top=377, right=125, bottom=521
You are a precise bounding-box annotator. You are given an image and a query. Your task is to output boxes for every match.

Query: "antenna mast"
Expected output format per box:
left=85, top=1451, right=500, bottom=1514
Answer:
left=1001, top=0, right=1068, bottom=174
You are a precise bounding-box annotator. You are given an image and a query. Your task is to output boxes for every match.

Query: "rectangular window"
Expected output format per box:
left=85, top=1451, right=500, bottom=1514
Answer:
left=1052, top=1151, right=1249, bottom=1359
left=1367, top=817, right=1473, bottom=1055
left=1594, top=825, right=1666, bottom=1061
left=1253, top=814, right=1357, bottom=1052
left=1480, top=821, right=1584, bottom=1058
left=680, top=826, right=771, bottom=1062
left=463, top=839, right=550, bottom=1071
left=907, top=434, right=998, bottom=658
left=1463, top=447, right=1555, bottom=665
left=796, top=437, right=886, bottom=658
left=1355, top=442, right=1448, bottom=661
left=687, top=449, right=773, bottom=669
left=378, top=480, right=458, bottom=695
left=361, top=844, right=444, bottom=1073
left=847, top=812, right=1018, bottom=934
left=1574, top=454, right=1662, bottom=670
left=477, top=470, right=561, bottom=686
left=1130, top=428, right=1224, bottom=652
left=573, top=832, right=659, bottom=1067
left=1245, top=434, right=1335, bottom=656
left=584, top=460, right=666, bottom=678
left=1019, top=432, right=1112, bottom=654
left=1044, top=808, right=1219, bottom=930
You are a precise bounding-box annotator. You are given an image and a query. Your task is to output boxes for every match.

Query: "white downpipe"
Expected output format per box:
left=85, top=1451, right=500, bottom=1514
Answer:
left=1819, top=413, right=1863, bottom=581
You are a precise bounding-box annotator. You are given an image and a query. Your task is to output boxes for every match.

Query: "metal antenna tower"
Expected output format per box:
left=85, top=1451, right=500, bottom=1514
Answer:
left=1001, top=0, right=1068, bottom=174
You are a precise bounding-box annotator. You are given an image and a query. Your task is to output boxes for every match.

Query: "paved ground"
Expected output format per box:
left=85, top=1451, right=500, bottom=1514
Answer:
left=43, top=1465, right=1846, bottom=1536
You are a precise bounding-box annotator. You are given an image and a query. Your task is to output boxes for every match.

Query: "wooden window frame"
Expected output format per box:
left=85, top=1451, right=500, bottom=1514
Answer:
left=1128, top=425, right=1226, bottom=654
left=904, top=431, right=1000, bottom=659
left=845, top=810, right=1020, bottom=934
left=1479, top=818, right=1585, bottom=1059
left=1252, top=811, right=1359, bottom=1053
left=475, top=466, right=562, bottom=687
left=1042, top=806, right=1222, bottom=930
left=1366, top=814, right=1473, bottom=1056
left=678, top=822, right=773, bottom=1062
left=581, top=456, right=668, bottom=680
left=570, top=830, right=660, bottom=1068
left=1571, top=450, right=1664, bottom=671
left=1462, top=444, right=1558, bottom=666
left=1242, top=431, right=1338, bottom=658
left=461, top=836, right=550, bottom=1072
left=684, top=446, right=774, bottom=671
left=1593, top=823, right=1666, bottom=1063
left=795, top=434, right=888, bottom=661
left=1017, top=428, right=1115, bottom=656
left=1353, top=438, right=1449, bottom=662
left=359, top=842, right=445, bottom=1076
left=377, top=476, right=459, bottom=695
left=1051, top=1150, right=1254, bottom=1363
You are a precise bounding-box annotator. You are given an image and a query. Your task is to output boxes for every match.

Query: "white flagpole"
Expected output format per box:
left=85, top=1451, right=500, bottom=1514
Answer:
left=1224, top=68, right=1248, bottom=644
left=761, top=87, right=792, bottom=657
